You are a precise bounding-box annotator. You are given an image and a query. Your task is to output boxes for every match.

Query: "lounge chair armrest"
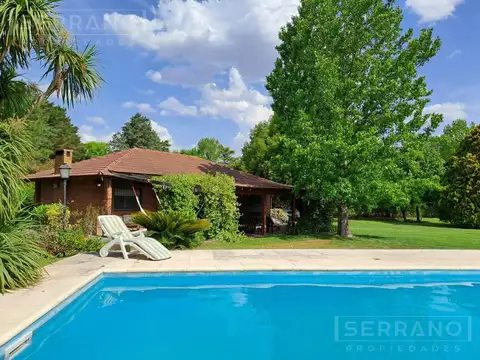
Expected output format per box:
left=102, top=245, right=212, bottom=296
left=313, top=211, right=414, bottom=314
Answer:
left=108, top=231, right=125, bottom=239
left=131, top=229, right=148, bottom=237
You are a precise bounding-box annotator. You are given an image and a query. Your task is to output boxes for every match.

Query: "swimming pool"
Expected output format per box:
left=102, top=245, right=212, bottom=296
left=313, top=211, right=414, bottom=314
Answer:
left=2, top=271, right=480, bottom=359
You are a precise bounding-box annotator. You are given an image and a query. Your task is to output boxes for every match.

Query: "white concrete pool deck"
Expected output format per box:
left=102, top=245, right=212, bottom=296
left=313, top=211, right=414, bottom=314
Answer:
left=2, top=249, right=480, bottom=346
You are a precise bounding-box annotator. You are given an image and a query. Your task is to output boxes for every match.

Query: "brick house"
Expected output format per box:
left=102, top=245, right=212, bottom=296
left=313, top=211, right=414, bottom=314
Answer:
left=29, top=148, right=294, bottom=235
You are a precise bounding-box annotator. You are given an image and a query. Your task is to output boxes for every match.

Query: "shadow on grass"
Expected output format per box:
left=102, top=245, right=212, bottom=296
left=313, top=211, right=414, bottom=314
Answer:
left=354, top=234, right=390, bottom=240
left=353, top=218, right=455, bottom=230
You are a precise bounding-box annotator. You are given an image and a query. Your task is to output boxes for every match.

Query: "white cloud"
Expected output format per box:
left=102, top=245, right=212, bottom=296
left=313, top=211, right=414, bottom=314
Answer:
left=104, top=0, right=300, bottom=86
left=79, top=125, right=114, bottom=143
left=424, top=102, right=467, bottom=122
left=232, top=131, right=249, bottom=155
left=158, top=97, right=198, bottom=116
left=447, top=49, right=462, bottom=59
left=406, top=0, right=464, bottom=23
left=122, top=101, right=156, bottom=113
left=146, top=70, right=163, bottom=83
left=86, top=116, right=106, bottom=125
left=199, top=68, right=273, bottom=131
left=150, top=120, right=173, bottom=143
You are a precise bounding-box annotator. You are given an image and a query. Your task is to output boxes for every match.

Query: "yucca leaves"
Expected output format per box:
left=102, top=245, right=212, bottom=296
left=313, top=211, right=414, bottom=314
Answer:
left=0, top=0, right=62, bottom=67
left=24, top=38, right=104, bottom=116
left=0, top=119, right=32, bottom=224
left=132, top=210, right=211, bottom=249
left=0, top=218, right=44, bottom=294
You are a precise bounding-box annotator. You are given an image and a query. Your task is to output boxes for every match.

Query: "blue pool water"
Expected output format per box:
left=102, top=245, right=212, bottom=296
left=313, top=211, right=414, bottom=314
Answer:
left=5, top=271, right=480, bottom=359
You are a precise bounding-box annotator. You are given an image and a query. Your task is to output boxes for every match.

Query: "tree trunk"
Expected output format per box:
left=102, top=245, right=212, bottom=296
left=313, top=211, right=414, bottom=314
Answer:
left=416, top=205, right=421, bottom=222
left=337, top=203, right=352, bottom=238
left=401, top=208, right=407, bottom=222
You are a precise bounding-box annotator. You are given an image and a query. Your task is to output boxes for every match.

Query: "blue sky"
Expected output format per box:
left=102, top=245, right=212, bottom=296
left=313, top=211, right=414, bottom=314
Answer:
left=24, top=0, right=477, bottom=152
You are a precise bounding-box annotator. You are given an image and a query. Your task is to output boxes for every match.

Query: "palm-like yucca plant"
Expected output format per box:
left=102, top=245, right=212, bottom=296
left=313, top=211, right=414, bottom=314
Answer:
left=0, top=65, right=36, bottom=118
left=0, top=0, right=62, bottom=67
left=26, top=37, right=103, bottom=117
left=0, top=119, right=33, bottom=223
left=0, top=216, right=45, bottom=294
left=132, top=210, right=211, bottom=249
left=0, top=119, right=44, bottom=293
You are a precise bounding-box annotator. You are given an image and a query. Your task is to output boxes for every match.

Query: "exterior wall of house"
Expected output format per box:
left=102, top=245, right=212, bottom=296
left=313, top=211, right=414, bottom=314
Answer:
left=33, top=176, right=158, bottom=216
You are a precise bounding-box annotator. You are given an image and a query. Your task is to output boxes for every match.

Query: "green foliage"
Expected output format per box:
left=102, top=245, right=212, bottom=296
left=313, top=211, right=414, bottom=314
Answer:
left=0, top=66, right=36, bottom=118
left=110, top=113, right=170, bottom=152
left=0, top=217, right=45, bottom=294
left=153, top=173, right=243, bottom=241
left=0, top=0, right=62, bottom=68
left=379, top=134, right=444, bottom=219
left=435, top=119, right=475, bottom=162
left=34, top=37, right=103, bottom=110
left=179, top=137, right=235, bottom=165
left=37, top=227, right=102, bottom=257
left=33, top=203, right=70, bottom=228
left=265, top=0, right=441, bottom=236
left=0, top=119, right=33, bottom=223
left=81, top=142, right=111, bottom=160
left=241, top=118, right=288, bottom=182
left=440, top=125, right=480, bottom=228
left=132, top=210, right=211, bottom=249
left=25, top=100, right=84, bottom=166
left=71, top=205, right=104, bottom=235
left=33, top=203, right=102, bottom=256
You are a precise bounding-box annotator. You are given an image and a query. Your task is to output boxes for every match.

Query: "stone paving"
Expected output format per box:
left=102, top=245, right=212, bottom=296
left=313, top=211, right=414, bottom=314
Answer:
left=2, top=249, right=480, bottom=346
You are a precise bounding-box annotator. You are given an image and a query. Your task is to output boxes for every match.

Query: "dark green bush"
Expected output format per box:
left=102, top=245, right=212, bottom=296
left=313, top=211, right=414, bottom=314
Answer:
left=153, top=173, right=243, bottom=242
left=440, top=125, right=480, bottom=228
left=132, top=210, right=211, bottom=249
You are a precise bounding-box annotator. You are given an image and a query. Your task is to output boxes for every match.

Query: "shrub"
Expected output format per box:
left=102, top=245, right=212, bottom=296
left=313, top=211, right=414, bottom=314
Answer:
left=132, top=210, right=211, bottom=249
left=153, top=173, right=243, bottom=241
left=0, top=219, right=45, bottom=294
left=33, top=203, right=70, bottom=229
left=440, top=125, right=480, bottom=228
left=37, top=227, right=102, bottom=257
left=71, top=205, right=104, bottom=235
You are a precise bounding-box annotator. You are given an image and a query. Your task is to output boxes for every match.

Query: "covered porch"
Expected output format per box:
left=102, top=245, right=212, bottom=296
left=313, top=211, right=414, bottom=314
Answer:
left=236, top=186, right=297, bottom=236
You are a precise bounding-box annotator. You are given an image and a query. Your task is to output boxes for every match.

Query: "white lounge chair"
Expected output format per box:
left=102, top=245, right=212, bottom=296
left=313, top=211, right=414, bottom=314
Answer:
left=98, top=215, right=171, bottom=261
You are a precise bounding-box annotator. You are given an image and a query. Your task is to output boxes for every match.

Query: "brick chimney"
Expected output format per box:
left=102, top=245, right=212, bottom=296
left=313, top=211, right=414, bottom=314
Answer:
left=54, top=149, right=73, bottom=174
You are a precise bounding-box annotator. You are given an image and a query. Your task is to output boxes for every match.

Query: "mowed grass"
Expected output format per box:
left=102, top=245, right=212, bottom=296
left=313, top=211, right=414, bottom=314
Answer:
left=198, top=219, right=480, bottom=250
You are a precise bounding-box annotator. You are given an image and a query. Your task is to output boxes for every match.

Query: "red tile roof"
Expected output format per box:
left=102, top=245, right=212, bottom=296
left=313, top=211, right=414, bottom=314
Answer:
left=29, top=148, right=292, bottom=190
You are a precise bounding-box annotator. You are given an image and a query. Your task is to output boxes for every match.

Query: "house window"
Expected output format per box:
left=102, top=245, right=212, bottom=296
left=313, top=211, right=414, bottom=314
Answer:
left=113, top=187, right=141, bottom=211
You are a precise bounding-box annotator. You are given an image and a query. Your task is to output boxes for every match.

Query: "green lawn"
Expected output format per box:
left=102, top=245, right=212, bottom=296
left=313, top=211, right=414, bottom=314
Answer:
left=198, top=219, right=480, bottom=250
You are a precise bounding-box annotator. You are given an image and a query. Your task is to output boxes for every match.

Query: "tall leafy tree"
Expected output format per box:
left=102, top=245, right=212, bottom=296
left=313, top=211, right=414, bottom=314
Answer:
left=436, top=119, right=475, bottom=162
left=266, top=0, right=442, bottom=236
left=81, top=141, right=111, bottom=160
left=110, top=113, right=170, bottom=152
left=25, top=100, right=84, bottom=167
left=241, top=117, right=293, bottom=183
left=180, top=137, right=235, bottom=164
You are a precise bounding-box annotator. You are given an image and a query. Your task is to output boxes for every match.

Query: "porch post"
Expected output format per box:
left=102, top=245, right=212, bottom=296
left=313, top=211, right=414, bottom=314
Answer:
left=104, top=177, right=112, bottom=215
left=261, top=194, right=267, bottom=235
left=291, top=195, right=296, bottom=227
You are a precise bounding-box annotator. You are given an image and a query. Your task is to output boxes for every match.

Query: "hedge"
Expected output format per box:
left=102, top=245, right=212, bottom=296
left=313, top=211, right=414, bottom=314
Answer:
left=152, top=173, right=242, bottom=241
